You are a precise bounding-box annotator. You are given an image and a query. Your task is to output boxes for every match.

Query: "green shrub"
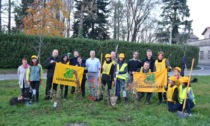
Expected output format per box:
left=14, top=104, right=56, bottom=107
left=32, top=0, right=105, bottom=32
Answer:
left=0, top=33, right=199, bottom=68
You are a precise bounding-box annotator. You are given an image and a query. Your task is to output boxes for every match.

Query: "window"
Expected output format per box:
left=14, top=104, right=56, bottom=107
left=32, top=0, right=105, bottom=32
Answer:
left=200, top=51, right=204, bottom=59
left=208, top=51, right=210, bottom=59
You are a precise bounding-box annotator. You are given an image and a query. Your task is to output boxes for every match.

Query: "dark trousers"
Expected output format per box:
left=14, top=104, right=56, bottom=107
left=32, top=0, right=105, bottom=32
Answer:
left=101, top=79, right=112, bottom=96
left=173, top=99, right=194, bottom=114
left=168, top=101, right=174, bottom=112
left=138, top=92, right=152, bottom=102
left=181, top=66, right=185, bottom=76
left=158, top=92, right=167, bottom=103
left=116, top=79, right=126, bottom=98
left=45, top=76, right=58, bottom=95
left=60, top=85, right=68, bottom=98
left=81, top=79, right=86, bottom=97
left=20, top=81, right=29, bottom=96
left=30, top=81, right=40, bottom=102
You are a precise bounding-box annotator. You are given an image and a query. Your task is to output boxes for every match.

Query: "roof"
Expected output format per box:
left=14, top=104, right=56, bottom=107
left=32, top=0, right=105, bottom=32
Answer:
left=189, top=33, right=199, bottom=39
left=201, top=27, right=210, bottom=35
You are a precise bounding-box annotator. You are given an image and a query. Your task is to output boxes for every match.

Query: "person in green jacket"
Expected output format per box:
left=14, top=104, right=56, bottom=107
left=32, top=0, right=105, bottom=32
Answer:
left=26, top=55, right=43, bottom=102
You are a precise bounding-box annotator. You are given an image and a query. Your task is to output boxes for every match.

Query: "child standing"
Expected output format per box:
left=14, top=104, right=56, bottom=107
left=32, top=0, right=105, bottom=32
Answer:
left=166, top=76, right=178, bottom=112
left=26, top=55, right=43, bottom=102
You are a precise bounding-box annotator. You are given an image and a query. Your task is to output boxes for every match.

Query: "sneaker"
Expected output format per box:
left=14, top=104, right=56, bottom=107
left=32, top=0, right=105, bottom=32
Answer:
left=145, top=102, right=150, bottom=105
left=189, top=114, right=192, bottom=117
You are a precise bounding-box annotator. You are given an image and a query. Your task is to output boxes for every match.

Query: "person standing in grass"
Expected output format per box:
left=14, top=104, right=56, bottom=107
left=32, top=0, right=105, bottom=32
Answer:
left=166, top=76, right=178, bottom=112
left=115, top=53, right=128, bottom=102
left=85, top=50, right=101, bottom=101
left=76, top=56, right=87, bottom=97
left=44, top=49, right=60, bottom=100
left=100, top=54, right=115, bottom=101
left=154, top=51, right=172, bottom=105
left=17, top=57, right=30, bottom=96
left=136, top=61, right=152, bottom=105
left=26, top=55, right=43, bottom=102
left=60, top=55, right=70, bottom=98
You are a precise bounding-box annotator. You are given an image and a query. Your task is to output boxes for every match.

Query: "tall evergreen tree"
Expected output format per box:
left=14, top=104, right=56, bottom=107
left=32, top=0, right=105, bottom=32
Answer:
left=14, top=0, right=34, bottom=32
left=156, top=0, right=192, bottom=44
left=73, top=0, right=110, bottom=40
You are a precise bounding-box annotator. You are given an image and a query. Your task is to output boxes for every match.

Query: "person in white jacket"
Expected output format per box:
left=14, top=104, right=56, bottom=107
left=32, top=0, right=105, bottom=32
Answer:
left=17, top=58, right=30, bottom=96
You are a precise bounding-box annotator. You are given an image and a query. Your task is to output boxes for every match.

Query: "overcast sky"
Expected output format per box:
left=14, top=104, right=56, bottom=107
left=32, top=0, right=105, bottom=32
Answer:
left=188, top=0, right=210, bottom=39
left=1, top=0, right=209, bottom=40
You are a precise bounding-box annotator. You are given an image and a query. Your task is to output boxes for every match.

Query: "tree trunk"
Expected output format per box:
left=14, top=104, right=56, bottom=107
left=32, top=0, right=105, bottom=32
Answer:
left=0, top=0, right=2, bottom=31
left=8, top=0, right=11, bottom=33
left=78, top=1, right=84, bottom=38
left=113, top=4, right=117, bottom=39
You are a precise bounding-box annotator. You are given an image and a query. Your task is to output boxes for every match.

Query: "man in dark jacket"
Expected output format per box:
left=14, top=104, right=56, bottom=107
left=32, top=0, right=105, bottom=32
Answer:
left=44, top=49, right=60, bottom=100
left=127, top=51, right=142, bottom=84
left=76, top=56, right=87, bottom=97
left=141, top=49, right=155, bottom=72
left=70, top=50, right=86, bottom=94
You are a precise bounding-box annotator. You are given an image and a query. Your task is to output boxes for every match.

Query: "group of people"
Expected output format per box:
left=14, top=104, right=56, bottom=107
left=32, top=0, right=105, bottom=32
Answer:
left=14, top=48, right=195, bottom=115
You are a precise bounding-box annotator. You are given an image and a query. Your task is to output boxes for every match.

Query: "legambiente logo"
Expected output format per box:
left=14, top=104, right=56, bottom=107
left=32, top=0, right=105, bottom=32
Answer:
left=63, top=68, right=74, bottom=78
left=144, top=74, right=155, bottom=84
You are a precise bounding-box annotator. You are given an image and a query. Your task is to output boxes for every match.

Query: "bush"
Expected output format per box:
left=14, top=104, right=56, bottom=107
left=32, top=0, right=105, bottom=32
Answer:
left=0, top=33, right=199, bottom=68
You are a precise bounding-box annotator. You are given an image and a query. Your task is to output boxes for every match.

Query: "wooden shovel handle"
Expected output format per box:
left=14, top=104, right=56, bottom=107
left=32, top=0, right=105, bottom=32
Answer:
left=182, top=58, right=194, bottom=112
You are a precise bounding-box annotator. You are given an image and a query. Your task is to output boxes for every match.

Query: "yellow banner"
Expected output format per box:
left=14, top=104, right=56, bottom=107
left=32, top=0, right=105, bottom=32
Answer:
left=53, top=63, right=84, bottom=87
left=133, top=69, right=167, bottom=92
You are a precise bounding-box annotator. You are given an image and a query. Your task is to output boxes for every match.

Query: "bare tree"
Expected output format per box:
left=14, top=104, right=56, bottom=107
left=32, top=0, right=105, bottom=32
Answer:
left=0, top=0, right=2, bottom=31
left=8, top=0, right=11, bottom=33
left=125, top=0, right=159, bottom=42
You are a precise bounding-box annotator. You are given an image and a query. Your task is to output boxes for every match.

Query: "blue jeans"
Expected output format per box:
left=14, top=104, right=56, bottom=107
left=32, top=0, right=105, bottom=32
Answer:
left=173, top=99, right=195, bottom=114
left=115, top=79, right=126, bottom=98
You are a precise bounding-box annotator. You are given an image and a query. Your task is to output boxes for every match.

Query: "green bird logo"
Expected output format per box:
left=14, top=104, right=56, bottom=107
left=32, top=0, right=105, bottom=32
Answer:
left=63, top=68, right=74, bottom=78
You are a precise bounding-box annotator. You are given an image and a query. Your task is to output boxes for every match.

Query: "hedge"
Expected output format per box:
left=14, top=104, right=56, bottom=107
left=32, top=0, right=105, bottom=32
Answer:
left=0, top=33, right=199, bottom=68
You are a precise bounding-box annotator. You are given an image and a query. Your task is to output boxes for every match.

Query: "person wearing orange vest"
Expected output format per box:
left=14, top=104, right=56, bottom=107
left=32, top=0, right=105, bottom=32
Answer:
left=173, top=76, right=195, bottom=116
left=115, top=53, right=128, bottom=102
left=154, top=51, right=172, bottom=105
left=100, top=54, right=115, bottom=100
left=166, top=76, right=178, bottom=112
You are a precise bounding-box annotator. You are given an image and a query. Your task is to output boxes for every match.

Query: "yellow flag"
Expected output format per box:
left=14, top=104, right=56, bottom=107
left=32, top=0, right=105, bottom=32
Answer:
left=53, top=63, right=84, bottom=87
left=133, top=69, right=167, bottom=92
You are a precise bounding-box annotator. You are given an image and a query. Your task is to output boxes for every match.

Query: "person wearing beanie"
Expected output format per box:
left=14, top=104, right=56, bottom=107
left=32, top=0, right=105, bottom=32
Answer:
left=154, top=51, right=172, bottom=105
left=100, top=54, right=115, bottom=102
left=26, top=55, right=43, bottom=102
left=173, top=76, right=196, bottom=116
left=115, top=53, right=128, bottom=102
left=166, top=76, right=178, bottom=112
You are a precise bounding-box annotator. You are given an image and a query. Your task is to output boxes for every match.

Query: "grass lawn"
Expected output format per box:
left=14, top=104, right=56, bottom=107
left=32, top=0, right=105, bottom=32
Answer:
left=0, top=76, right=209, bottom=126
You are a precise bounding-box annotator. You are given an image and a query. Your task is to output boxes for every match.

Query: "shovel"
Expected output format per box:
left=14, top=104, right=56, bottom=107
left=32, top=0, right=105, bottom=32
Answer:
left=110, top=79, right=118, bottom=106
left=177, top=58, right=194, bottom=118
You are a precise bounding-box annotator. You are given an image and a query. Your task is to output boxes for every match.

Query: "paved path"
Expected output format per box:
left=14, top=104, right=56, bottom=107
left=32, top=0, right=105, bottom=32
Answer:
left=0, top=65, right=209, bottom=81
